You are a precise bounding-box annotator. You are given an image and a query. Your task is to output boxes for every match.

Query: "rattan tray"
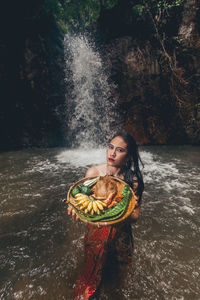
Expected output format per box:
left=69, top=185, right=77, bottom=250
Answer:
left=67, top=176, right=136, bottom=226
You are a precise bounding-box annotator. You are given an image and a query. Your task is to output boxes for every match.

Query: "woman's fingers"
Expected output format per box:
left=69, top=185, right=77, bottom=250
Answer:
left=67, top=205, right=80, bottom=220
left=72, top=209, right=76, bottom=218
left=67, top=204, right=75, bottom=216
left=75, top=214, right=80, bottom=221
left=67, top=205, right=72, bottom=215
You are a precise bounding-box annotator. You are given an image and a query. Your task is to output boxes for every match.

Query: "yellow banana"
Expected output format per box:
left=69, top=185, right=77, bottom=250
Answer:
left=96, top=207, right=100, bottom=215
left=82, top=200, right=90, bottom=208
left=75, top=194, right=88, bottom=200
left=96, top=201, right=104, bottom=211
left=76, top=199, right=87, bottom=205
left=75, top=193, right=85, bottom=198
left=88, top=201, right=93, bottom=212
left=74, top=194, right=107, bottom=216
left=97, top=200, right=107, bottom=208
left=92, top=201, right=98, bottom=213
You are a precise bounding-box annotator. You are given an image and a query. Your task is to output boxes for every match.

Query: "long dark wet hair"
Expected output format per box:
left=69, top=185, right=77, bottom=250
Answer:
left=110, top=131, right=144, bottom=203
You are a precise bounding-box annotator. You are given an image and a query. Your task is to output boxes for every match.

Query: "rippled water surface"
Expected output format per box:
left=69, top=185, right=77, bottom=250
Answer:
left=0, top=146, right=199, bottom=300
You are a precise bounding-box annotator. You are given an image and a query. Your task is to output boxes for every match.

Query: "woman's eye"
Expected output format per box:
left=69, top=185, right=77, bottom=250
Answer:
left=108, top=144, right=114, bottom=149
left=117, top=148, right=126, bottom=153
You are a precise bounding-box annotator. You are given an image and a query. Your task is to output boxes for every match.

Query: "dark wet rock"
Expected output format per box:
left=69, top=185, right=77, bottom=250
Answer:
left=102, top=35, right=200, bottom=145
left=0, top=1, right=66, bottom=150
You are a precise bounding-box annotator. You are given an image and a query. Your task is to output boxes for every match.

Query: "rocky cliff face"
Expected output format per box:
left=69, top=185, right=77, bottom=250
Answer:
left=100, top=0, right=200, bottom=145
left=104, top=36, right=200, bottom=145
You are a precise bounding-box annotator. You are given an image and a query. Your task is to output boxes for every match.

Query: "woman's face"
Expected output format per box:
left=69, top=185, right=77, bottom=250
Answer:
left=106, top=136, right=129, bottom=168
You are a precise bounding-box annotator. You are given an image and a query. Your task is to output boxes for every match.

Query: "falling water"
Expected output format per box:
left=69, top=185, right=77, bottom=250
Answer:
left=64, top=34, right=120, bottom=148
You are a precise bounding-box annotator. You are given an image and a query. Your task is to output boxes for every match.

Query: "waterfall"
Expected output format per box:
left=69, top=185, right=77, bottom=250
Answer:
left=64, top=34, right=121, bottom=148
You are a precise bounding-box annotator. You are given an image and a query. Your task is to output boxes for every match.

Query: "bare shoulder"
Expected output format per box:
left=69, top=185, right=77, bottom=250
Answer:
left=85, top=166, right=99, bottom=177
left=85, top=163, right=106, bottom=178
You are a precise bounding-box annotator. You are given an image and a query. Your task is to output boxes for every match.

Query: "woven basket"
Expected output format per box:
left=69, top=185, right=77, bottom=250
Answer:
left=67, top=176, right=136, bottom=226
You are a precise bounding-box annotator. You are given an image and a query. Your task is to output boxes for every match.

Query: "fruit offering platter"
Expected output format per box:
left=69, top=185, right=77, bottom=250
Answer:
left=65, top=175, right=137, bottom=226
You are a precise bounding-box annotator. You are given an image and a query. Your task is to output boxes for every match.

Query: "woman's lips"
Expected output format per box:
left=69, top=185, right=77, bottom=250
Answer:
left=108, top=158, right=115, bottom=162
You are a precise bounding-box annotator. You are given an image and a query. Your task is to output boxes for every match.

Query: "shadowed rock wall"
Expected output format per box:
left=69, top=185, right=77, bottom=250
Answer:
left=100, top=0, right=200, bottom=144
left=0, top=1, right=66, bottom=150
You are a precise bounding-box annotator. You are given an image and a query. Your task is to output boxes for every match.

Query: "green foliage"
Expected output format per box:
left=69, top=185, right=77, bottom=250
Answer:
left=132, top=4, right=146, bottom=19
left=62, top=0, right=100, bottom=31
left=39, top=0, right=121, bottom=32
left=39, top=0, right=185, bottom=33
left=43, top=0, right=65, bottom=18
left=104, top=0, right=118, bottom=9
left=37, top=0, right=100, bottom=32
left=131, top=0, right=185, bottom=20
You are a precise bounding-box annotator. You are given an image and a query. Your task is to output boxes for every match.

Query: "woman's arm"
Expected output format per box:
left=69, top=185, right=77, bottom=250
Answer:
left=129, top=175, right=141, bottom=222
left=130, top=202, right=140, bottom=222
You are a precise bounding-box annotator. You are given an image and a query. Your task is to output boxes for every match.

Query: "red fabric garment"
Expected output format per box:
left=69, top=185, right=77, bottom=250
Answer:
left=73, top=222, right=133, bottom=299
left=73, top=225, right=117, bottom=300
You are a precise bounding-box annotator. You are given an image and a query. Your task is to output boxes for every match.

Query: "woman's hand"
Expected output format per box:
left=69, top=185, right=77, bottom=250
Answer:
left=67, top=205, right=80, bottom=221
left=130, top=206, right=140, bottom=222
left=129, top=197, right=140, bottom=222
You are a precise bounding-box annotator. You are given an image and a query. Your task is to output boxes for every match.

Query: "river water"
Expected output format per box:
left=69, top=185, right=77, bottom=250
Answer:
left=0, top=145, right=199, bottom=300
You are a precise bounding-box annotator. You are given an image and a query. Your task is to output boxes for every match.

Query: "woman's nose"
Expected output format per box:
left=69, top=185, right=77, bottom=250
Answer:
left=111, top=148, right=116, bottom=157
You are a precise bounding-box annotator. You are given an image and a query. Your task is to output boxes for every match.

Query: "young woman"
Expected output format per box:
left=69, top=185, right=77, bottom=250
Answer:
left=68, top=131, right=144, bottom=299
